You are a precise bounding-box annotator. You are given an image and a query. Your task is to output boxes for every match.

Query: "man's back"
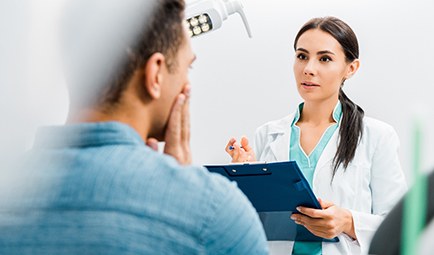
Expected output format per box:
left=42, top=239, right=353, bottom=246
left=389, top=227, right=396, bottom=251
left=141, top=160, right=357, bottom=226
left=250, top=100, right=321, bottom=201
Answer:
left=0, top=122, right=268, bottom=254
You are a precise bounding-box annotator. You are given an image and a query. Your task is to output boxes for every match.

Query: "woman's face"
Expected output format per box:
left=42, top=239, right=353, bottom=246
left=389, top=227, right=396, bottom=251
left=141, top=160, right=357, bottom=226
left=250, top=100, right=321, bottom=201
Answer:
left=293, top=29, right=358, bottom=103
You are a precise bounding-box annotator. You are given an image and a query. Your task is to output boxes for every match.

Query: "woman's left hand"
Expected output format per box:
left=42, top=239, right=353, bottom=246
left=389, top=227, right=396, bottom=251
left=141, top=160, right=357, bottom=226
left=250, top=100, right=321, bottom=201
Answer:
left=290, top=198, right=357, bottom=240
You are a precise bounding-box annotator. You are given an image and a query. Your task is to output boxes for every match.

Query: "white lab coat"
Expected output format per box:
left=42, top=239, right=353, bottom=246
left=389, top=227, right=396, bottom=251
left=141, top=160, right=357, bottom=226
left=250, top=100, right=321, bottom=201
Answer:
left=253, top=113, right=407, bottom=255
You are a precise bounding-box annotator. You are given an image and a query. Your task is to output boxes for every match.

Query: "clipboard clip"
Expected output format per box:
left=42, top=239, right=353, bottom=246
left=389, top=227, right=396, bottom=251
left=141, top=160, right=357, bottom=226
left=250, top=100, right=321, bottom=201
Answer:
left=223, top=163, right=272, bottom=176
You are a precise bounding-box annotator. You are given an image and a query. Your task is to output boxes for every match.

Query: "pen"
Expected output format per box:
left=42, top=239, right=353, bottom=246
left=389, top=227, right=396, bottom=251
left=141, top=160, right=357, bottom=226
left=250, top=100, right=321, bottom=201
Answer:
left=229, top=146, right=243, bottom=150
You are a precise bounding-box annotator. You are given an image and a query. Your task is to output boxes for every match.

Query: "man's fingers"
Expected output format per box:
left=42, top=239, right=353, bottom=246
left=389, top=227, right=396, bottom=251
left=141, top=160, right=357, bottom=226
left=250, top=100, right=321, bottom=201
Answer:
left=165, top=94, right=185, bottom=145
left=163, top=93, right=185, bottom=161
left=181, top=93, right=191, bottom=164
left=146, top=138, right=159, bottom=151
left=181, top=98, right=190, bottom=144
left=181, top=85, right=191, bottom=144
left=160, top=86, right=193, bottom=165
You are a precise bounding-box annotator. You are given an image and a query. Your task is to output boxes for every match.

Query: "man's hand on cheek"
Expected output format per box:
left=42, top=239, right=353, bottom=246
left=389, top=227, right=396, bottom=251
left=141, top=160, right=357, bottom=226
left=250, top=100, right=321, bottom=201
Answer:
left=161, top=85, right=192, bottom=165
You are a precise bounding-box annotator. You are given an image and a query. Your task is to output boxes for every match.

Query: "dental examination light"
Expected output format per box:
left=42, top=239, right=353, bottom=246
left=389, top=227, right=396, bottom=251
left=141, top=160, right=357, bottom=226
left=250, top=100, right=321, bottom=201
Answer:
left=185, top=0, right=252, bottom=38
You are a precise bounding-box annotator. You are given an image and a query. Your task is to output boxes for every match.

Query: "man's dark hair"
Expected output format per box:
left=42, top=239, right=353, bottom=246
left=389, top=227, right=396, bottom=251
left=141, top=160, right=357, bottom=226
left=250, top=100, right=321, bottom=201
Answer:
left=62, top=0, right=185, bottom=109
left=104, top=0, right=186, bottom=106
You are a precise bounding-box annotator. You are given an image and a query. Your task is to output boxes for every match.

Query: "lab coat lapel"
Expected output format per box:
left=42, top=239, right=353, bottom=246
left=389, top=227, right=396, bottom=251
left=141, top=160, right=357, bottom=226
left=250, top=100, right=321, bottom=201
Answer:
left=266, top=114, right=294, bottom=162
left=315, top=129, right=339, bottom=172
left=269, top=128, right=291, bottom=162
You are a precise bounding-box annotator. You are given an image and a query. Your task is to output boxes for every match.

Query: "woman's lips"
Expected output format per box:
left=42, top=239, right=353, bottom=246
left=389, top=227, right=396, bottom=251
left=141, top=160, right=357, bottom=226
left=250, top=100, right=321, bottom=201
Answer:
left=301, top=82, right=320, bottom=89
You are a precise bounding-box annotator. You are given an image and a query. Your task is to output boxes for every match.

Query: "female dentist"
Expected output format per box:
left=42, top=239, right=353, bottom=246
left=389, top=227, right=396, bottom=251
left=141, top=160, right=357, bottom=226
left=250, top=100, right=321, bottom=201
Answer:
left=225, top=17, right=407, bottom=255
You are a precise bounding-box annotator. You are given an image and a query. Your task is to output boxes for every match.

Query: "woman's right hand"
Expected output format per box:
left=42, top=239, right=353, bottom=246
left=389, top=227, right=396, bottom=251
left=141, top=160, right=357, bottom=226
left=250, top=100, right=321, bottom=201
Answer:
left=225, top=137, right=257, bottom=163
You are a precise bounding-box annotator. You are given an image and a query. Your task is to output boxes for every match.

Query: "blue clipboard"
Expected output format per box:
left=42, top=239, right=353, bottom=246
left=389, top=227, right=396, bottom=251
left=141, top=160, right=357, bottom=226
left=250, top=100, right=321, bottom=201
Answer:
left=204, top=161, right=339, bottom=242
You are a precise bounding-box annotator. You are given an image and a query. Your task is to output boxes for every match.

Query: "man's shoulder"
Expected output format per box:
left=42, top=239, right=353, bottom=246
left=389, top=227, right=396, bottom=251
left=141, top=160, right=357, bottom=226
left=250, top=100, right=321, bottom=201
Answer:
left=118, top=145, right=241, bottom=201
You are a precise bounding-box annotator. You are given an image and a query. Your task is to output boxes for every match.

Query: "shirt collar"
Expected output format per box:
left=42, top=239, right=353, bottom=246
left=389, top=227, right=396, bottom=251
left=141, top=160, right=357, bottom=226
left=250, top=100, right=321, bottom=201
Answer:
left=332, top=101, right=343, bottom=123
left=291, top=101, right=343, bottom=126
left=32, top=121, right=145, bottom=149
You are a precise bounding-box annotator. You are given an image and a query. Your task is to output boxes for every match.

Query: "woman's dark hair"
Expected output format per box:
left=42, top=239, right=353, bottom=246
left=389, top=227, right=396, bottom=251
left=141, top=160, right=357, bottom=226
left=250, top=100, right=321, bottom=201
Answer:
left=294, top=16, right=365, bottom=179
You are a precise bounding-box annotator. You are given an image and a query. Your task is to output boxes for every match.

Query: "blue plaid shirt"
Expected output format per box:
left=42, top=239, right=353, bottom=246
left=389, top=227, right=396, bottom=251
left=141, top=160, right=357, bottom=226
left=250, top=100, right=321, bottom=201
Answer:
left=0, top=122, right=268, bottom=255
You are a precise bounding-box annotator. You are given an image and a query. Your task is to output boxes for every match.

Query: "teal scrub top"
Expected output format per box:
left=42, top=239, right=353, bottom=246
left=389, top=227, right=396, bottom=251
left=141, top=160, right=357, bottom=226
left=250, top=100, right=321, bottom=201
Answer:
left=290, top=102, right=342, bottom=255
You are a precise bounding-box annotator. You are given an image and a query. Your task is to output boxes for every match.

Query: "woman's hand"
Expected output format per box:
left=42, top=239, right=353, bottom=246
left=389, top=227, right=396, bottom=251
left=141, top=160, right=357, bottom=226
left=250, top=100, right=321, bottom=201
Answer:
left=290, top=198, right=357, bottom=240
left=225, top=137, right=257, bottom=163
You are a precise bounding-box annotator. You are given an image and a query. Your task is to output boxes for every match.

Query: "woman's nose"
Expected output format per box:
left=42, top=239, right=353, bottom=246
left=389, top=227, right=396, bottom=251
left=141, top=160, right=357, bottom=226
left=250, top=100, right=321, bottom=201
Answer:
left=303, top=60, right=316, bottom=76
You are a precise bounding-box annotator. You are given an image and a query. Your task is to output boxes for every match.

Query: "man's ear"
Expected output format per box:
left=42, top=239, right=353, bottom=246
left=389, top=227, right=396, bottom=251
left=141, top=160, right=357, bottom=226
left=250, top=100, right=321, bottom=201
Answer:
left=143, top=52, right=166, bottom=99
left=345, top=59, right=360, bottom=80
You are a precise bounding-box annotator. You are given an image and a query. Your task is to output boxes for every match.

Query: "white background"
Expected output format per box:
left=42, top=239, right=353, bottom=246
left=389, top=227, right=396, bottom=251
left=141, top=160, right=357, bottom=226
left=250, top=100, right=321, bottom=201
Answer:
left=188, top=0, right=434, bottom=185
left=5, top=0, right=434, bottom=185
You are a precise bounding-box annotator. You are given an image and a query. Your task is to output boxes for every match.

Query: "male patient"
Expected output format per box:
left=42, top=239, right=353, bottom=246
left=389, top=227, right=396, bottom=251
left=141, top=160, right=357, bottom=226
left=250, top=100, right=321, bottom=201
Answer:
left=0, top=0, right=268, bottom=254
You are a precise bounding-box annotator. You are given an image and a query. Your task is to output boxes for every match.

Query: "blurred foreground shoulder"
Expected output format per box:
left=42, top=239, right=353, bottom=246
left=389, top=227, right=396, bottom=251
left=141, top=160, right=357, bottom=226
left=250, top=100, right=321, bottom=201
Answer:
left=199, top=169, right=269, bottom=255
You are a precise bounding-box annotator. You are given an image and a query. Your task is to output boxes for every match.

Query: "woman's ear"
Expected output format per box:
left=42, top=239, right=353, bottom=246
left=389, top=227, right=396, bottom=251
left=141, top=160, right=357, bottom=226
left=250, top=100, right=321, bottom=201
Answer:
left=345, top=59, right=360, bottom=80
left=143, top=52, right=166, bottom=99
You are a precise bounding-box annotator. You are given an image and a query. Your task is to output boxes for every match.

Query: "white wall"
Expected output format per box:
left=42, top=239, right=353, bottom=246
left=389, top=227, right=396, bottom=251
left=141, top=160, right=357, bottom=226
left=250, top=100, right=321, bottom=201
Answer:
left=188, top=0, right=434, bottom=184
left=12, top=0, right=434, bottom=185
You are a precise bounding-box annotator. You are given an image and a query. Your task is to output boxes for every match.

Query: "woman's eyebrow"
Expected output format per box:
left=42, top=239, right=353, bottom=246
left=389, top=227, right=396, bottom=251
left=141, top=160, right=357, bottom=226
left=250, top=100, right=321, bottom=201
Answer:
left=296, top=48, right=335, bottom=55
left=296, top=48, right=309, bottom=53
left=317, top=50, right=335, bottom=55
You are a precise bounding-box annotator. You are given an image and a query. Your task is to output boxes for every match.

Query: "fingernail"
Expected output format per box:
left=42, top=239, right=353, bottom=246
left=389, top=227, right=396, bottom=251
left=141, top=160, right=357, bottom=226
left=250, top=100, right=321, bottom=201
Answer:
left=178, top=95, right=186, bottom=105
left=296, top=207, right=301, bottom=211
left=184, top=86, right=191, bottom=97
left=290, top=215, right=296, bottom=220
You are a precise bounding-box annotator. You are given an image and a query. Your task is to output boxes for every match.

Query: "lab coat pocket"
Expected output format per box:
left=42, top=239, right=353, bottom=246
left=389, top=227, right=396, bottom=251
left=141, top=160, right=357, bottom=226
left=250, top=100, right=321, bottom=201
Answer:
left=341, top=233, right=361, bottom=254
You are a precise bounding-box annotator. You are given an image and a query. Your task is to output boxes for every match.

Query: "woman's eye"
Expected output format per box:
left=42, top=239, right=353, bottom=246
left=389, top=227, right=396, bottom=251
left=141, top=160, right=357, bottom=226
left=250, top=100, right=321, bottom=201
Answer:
left=297, top=53, right=307, bottom=60
left=320, top=56, right=332, bottom=62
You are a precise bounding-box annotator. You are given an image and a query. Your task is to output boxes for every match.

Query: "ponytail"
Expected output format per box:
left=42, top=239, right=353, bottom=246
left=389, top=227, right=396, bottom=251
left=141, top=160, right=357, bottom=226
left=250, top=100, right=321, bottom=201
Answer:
left=332, top=88, right=364, bottom=180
